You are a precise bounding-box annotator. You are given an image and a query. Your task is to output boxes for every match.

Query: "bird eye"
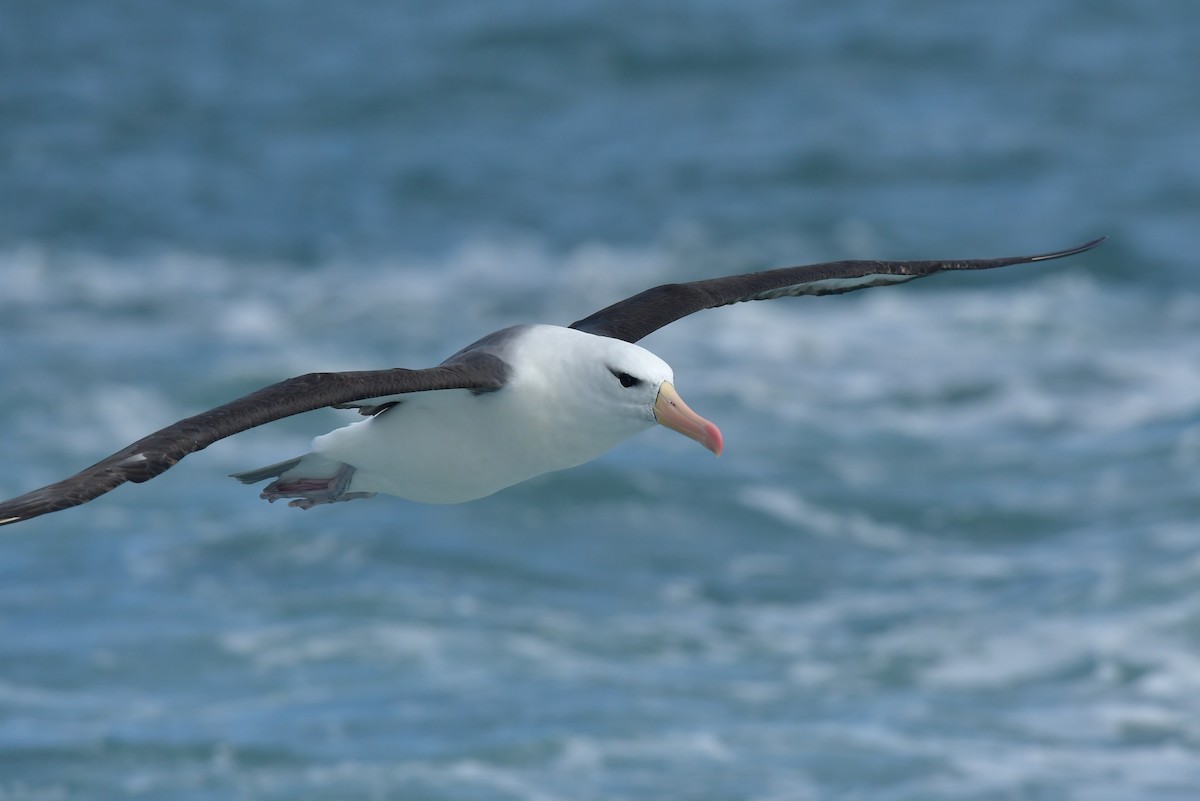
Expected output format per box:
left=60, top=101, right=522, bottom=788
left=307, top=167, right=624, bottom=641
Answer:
left=610, top=369, right=642, bottom=388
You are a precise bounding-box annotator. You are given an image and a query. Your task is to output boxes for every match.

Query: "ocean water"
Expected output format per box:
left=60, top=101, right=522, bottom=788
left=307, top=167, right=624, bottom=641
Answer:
left=1, top=1, right=1199, bottom=799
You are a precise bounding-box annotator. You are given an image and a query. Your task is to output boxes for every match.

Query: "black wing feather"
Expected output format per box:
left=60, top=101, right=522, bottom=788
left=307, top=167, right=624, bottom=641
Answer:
left=0, top=354, right=506, bottom=527
left=570, top=238, right=1106, bottom=343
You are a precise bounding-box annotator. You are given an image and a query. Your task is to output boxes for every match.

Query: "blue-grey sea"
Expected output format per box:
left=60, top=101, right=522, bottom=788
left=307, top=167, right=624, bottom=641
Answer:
left=2, top=2, right=1199, bottom=799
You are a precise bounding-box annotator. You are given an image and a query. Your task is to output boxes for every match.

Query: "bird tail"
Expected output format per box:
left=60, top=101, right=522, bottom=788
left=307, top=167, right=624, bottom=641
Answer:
left=230, top=456, right=305, bottom=484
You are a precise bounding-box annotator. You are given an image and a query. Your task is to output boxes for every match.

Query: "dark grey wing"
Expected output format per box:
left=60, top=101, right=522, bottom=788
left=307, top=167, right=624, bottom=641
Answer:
left=0, top=353, right=507, bottom=527
left=570, top=238, right=1106, bottom=343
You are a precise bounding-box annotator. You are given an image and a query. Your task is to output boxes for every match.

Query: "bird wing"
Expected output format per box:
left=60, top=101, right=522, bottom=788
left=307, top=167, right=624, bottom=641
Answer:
left=569, top=237, right=1106, bottom=343
left=0, top=353, right=507, bottom=527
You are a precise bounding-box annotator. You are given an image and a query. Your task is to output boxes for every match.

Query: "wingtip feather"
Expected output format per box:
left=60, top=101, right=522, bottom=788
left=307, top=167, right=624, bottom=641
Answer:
left=1029, top=236, right=1108, bottom=262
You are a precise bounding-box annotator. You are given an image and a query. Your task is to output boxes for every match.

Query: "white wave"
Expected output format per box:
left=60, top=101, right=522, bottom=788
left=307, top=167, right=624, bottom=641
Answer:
left=219, top=621, right=446, bottom=670
left=553, top=730, right=732, bottom=771
left=0, top=238, right=673, bottom=353
left=738, top=485, right=910, bottom=547
left=660, top=271, right=1200, bottom=440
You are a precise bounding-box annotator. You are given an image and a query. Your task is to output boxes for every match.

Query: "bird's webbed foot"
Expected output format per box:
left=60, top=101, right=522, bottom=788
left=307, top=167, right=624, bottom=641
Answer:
left=259, top=464, right=376, bottom=509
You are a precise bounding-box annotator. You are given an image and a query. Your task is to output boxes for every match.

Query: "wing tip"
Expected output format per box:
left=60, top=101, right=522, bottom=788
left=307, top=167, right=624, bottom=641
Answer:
left=1029, top=235, right=1108, bottom=262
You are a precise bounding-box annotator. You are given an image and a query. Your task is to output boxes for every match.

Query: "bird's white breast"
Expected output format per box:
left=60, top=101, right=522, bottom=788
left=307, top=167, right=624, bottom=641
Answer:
left=310, top=325, right=666, bottom=503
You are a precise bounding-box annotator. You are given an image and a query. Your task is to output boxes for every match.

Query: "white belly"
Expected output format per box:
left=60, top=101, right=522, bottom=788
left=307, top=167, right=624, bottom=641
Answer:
left=311, top=386, right=650, bottom=504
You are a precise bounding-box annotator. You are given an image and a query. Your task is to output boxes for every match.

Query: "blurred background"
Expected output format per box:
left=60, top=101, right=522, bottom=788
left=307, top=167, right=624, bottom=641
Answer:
left=1, top=1, right=1198, bottom=798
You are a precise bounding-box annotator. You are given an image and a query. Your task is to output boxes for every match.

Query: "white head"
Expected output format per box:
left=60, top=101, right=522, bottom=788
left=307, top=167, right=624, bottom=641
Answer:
left=512, top=326, right=723, bottom=456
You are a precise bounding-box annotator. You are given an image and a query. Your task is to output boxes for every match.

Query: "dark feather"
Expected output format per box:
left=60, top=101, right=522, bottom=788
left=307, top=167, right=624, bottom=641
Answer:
left=570, top=238, right=1106, bottom=343
left=0, top=353, right=507, bottom=526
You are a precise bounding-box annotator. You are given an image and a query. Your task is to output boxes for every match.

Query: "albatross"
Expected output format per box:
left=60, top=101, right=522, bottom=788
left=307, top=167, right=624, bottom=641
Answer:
left=0, top=237, right=1105, bottom=527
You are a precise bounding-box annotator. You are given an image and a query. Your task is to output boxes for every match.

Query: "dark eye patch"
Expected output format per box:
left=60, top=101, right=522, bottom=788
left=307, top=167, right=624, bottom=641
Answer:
left=609, top=368, right=642, bottom=388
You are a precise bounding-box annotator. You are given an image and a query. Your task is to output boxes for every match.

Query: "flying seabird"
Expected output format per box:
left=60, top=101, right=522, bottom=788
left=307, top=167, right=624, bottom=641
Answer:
left=0, top=237, right=1105, bottom=527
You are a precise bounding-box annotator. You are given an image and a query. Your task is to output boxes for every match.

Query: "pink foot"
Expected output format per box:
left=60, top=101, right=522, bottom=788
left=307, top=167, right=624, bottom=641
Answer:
left=260, top=465, right=375, bottom=509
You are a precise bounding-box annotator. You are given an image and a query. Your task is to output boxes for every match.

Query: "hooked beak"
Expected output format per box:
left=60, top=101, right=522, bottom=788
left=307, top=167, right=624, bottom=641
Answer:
left=653, top=381, right=723, bottom=456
